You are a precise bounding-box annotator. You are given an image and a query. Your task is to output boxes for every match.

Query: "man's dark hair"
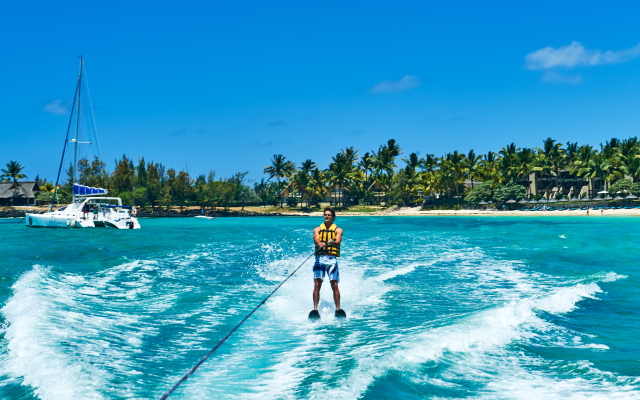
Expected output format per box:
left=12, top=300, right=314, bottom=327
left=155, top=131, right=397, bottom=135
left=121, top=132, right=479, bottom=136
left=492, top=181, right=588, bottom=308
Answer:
left=324, top=206, right=335, bottom=218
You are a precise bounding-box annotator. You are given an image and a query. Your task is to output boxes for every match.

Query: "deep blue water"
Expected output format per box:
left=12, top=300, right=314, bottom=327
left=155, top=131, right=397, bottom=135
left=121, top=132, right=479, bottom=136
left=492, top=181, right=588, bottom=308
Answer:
left=1, top=216, right=639, bottom=399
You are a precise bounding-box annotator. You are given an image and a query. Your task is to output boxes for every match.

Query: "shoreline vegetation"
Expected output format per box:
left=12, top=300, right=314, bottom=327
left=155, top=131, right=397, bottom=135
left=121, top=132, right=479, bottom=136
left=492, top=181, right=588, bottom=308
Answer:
left=5, top=136, right=640, bottom=213
left=4, top=204, right=640, bottom=218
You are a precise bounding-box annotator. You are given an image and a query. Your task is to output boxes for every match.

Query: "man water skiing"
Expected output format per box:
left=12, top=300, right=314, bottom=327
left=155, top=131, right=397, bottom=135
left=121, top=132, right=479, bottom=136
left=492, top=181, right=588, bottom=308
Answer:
left=309, top=207, right=346, bottom=320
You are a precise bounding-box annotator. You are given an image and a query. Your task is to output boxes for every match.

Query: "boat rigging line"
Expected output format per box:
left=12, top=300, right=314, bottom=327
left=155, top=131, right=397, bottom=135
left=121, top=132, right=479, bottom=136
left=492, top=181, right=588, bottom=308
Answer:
left=158, top=240, right=335, bottom=400
left=49, top=75, right=79, bottom=212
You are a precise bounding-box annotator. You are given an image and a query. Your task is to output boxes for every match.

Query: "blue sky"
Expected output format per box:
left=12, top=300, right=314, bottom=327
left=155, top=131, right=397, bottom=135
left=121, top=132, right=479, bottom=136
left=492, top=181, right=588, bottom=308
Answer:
left=2, top=1, right=640, bottom=183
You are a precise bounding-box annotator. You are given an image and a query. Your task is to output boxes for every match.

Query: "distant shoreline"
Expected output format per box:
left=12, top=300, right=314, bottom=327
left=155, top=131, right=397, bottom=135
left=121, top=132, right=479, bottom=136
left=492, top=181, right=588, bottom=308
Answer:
left=3, top=207, right=640, bottom=219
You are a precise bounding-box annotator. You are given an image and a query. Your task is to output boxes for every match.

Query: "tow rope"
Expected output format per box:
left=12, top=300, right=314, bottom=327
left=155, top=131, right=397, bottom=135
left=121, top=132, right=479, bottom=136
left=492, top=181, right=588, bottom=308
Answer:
left=158, top=240, right=334, bottom=400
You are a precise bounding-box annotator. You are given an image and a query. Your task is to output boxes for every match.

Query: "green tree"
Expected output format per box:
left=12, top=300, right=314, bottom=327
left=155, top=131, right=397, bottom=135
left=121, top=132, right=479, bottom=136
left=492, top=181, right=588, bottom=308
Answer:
left=164, top=168, right=176, bottom=209
left=575, top=151, right=621, bottom=196
left=264, top=154, right=295, bottom=207
left=479, top=151, right=497, bottom=182
left=308, top=168, right=327, bottom=207
left=174, top=171, right=192, bottom=209
left=392, top=166, right=420, bottom=205
left=463, top=149, right=482, bottom=189
left=449, top=150, right=465, bottom=199
left=1, top=161, right=27, bottom=206
left=515, top=148, right=535, bottom=197
left=327, top=149, right=359, bottom=207
left=498, top=143, right=520, bottom=183
left=136, top=157, right=148, bottom=188
left=493, top=182, right=527, bottom=203
left=112, top=154, right=135, bottom=195
left=77, top=156, right=109, bottom=188
left=295, top=159, right=317, bottom=208
left=569, top=145, right=595, bottom=196
left=358, top=152, right=373, bottom=181
left=464, top=181, right=493, bottom=204
left=291, top=170, right=310, bottom=208
left=608, top=178, right=634, bottom=197
left=146, top=162, right=165, bottom=209
left=401, top=152, right=420, bottom=170
left=419, top=154, right=438, bottom=205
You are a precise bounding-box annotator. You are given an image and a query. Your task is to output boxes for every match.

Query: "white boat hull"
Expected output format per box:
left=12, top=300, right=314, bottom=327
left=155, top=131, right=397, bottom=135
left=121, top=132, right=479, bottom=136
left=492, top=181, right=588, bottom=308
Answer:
left=26, top=213, right=140, bottom=229
left=26, top=198, right=140, bottom=229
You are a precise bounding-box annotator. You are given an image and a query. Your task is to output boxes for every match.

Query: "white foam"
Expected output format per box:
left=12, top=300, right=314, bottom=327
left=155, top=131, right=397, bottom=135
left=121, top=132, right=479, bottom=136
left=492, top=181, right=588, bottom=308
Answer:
left=0, top=250, right=212, bottom=399
left=1, top=266, right=108, bottom=399
left=306, top=270, right=627, bottom=399
left=372, top=262, right=423, bottom=282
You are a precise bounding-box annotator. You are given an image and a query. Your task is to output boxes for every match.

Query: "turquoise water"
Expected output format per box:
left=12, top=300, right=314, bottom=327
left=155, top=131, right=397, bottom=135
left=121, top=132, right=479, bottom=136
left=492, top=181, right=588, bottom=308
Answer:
left=1, top=216, right=639, bottom=399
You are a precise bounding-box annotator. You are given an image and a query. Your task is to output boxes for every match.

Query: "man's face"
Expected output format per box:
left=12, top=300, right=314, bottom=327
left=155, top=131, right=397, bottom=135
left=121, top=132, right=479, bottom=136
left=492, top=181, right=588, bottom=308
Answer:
left=324, top=211, right=333, bottom=224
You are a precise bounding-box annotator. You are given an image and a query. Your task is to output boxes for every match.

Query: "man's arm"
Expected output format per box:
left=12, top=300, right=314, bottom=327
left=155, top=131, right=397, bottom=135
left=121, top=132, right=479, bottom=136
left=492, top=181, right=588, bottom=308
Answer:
left=313, top=226, right=325, bottom=247
left=333, top=227, right=343, bottom=245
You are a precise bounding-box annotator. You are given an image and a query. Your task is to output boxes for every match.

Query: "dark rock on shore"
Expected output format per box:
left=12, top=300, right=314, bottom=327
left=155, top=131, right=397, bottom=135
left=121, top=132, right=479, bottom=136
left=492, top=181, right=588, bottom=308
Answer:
left=0, top=210, right=35, bottom=218
left=0, top=209, right=292, bottom=219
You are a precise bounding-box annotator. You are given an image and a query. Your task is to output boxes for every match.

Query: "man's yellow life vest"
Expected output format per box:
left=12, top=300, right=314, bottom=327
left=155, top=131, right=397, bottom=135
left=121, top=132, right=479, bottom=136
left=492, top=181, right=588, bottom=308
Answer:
left=316, top=223, right=341, bottom=257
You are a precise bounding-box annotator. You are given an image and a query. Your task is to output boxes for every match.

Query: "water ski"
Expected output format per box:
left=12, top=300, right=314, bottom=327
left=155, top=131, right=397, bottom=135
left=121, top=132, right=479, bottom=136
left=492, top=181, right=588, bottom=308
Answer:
left=335, top=309, right=347, bottom=319
left=308, top=310, right=321, bottom=320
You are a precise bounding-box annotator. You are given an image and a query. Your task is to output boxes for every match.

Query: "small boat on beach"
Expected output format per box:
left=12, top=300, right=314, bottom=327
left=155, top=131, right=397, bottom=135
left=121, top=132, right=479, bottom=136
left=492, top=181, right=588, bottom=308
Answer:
left=26, top=57, right=140, bottom=230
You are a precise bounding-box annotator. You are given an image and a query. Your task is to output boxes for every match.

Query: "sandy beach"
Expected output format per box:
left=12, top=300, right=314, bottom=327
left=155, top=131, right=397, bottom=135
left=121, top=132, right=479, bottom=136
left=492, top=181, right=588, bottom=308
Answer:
left=304, top=206, right=640, bottom=217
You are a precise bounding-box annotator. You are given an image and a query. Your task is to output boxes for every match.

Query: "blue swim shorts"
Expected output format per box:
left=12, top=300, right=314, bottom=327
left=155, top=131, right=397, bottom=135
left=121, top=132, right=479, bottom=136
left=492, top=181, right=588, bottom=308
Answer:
left=313, top=255, right=340, bottom=282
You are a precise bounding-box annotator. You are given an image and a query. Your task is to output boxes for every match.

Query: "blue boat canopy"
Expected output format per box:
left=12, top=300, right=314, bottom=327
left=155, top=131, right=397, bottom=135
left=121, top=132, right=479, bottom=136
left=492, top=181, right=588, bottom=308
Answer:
left=73, top=183, right=108, bottom=196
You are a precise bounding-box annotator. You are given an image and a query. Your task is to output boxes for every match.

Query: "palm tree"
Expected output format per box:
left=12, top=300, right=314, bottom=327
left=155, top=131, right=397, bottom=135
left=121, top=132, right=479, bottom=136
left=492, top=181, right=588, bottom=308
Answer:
left=515, top=148, right=535, bottom=197
left=342, top=146, right=360, bottom=165
left=534, top=138, right=561, bottom=198
left=619, top=137, right=638, bottom=162
left=449, top=150, right=465, bottom=200
left=327, top=150, right=360, bottom=207
left=570, top=145, right=595, bottom=197
left=296, top=159, right=317, bottom=207
left=625, top=154, right=640, bottom=182
left=566, top=141, right=579, bottom=161
left=291, top=170, right=310, bottom=209
left=264, top=154, right=295, bottom=207
left=565, top=141, right=580, bottom=191
left=498, top=143, right=520, bottom=183
left=1, top=161, right=28, bottom=206
left=401, top=152, right=420, bottom=170
left=463, top=149, right=482, bottom=189
left=438, top=154, right=455, bottom=199
left=598, top=140, right=626, bottom=191
left=392, top=166, right=420, bottom=205
left=479, top=151, right=497, bottom=182
left=359, top=152, right=373, bottom=181
left=370, top=143, right=399, bottom=203
left=400, top=152, right=420, bottom=203
left=575, top=151, right=617, bottom=197
left=300, top=159, right=317, bottom=174
left=372, top=139, right=402, bottom=179
left=386, top=139, right=403, bottom=158
left=307, top=168, right=327, bottom=207
left=419, top=154, right=438, bottom=204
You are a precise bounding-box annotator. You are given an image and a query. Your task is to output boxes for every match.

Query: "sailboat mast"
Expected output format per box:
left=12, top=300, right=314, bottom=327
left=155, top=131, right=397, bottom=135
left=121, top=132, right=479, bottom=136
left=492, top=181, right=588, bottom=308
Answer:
left=72, top=56, right=83, bottom=204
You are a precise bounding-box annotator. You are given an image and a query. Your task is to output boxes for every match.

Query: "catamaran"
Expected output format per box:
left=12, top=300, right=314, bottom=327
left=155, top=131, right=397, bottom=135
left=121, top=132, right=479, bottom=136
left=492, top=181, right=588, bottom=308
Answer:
left=26, top=57, right=140, bottom=229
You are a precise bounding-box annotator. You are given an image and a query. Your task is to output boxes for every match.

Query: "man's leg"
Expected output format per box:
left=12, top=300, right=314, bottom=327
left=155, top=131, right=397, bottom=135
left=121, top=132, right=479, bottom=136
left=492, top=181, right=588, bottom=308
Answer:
left=330, top=280, right=340, bottom=310
left=313, top=278, right=323, bottom=310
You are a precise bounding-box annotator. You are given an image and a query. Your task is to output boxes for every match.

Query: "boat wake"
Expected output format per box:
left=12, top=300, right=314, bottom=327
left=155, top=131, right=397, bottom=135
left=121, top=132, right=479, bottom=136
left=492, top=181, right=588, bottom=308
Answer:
left=0, top=233, right=636, bottom=400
